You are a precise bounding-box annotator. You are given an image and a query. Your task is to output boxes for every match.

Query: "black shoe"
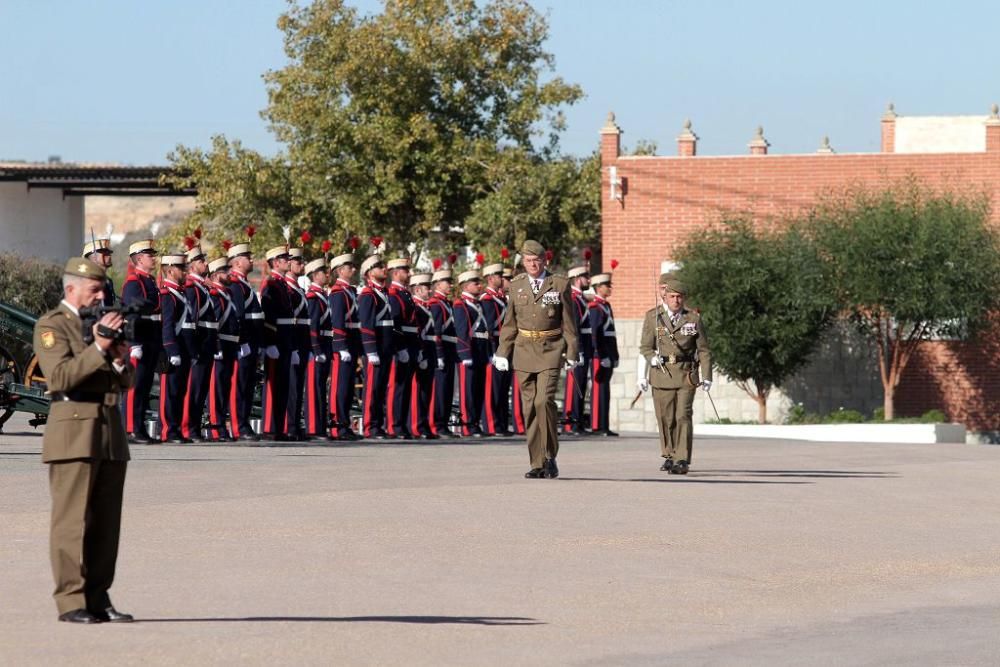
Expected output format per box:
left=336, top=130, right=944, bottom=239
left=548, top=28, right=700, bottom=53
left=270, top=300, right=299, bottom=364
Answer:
left=524, top=468, right=545, bottom=479
left=543, top=458, right=559, bottom=479
left=127, top=434, right=157, bottom=445
left=671, top=460, right=689, bottom=475
left=660, top=458, right=673, bottom=471
left=91, top=605, right=134, bottom=623
left=164, top=437, right=193, bottom=444
left=595, top=430, right=618, bottom=437
left=570, top=428, right=588, bottom=436
left=58, top=609, right=102, bottom=624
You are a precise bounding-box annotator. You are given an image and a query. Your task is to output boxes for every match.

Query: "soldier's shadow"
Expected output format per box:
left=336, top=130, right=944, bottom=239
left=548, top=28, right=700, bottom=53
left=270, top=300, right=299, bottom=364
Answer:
left=558, top=477, right=811, bottom=485
left=139, top=615, right=543, bottom=625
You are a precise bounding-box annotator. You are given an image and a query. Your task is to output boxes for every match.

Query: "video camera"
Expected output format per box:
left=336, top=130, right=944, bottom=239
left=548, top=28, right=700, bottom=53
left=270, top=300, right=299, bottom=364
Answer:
left=79, top=303, right=144, bottom=344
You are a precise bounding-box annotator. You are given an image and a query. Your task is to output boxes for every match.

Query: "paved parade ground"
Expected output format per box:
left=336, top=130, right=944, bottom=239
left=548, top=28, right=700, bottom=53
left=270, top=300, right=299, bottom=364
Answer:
left=2, top=417, right=1000, bottom=666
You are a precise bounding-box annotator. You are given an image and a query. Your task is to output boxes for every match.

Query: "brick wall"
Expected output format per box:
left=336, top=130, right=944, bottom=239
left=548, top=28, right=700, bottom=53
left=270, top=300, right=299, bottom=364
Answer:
left=600, top=112, right=1000, bottom=433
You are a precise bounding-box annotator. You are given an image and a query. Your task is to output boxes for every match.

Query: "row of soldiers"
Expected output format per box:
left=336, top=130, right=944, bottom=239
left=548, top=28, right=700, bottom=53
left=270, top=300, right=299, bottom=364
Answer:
left=82, top=237, right=618, bottom=442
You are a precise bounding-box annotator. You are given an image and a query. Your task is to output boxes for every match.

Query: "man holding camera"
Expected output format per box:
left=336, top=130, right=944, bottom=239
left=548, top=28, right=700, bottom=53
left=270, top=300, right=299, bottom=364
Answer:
left=33, top=258, right=135, bottom=624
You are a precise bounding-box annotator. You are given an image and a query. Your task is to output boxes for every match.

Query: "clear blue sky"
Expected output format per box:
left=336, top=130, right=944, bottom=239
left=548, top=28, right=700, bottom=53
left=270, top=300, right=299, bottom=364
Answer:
left=2, top=0, right=999, bottom=164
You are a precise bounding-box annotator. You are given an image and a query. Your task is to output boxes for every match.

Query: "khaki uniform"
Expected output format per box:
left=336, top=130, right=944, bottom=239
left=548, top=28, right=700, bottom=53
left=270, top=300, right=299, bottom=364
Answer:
left=34, top=302, right=133, bottom=614
left=639, top=305, right=711, bottom=463
left=497, top=273, right=579, bottom=468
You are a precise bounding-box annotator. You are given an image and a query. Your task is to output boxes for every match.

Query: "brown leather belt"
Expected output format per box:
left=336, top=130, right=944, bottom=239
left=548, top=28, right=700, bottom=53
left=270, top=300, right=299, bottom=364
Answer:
left=660, top=354, right=694, bottom=364
left=518, top=328, right=561, bottom=339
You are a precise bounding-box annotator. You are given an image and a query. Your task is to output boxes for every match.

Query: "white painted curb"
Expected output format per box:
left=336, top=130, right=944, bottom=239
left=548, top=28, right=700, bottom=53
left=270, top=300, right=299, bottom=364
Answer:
left=694, top=423, right=966, bottom=444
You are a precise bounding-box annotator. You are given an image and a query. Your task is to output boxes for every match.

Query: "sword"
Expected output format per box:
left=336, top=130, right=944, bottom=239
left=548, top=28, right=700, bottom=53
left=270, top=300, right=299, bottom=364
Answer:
left=705, top=386, right=721, bottom=421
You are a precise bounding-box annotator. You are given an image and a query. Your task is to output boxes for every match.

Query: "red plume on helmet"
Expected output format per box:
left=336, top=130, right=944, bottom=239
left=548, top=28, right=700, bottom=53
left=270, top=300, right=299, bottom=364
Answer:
left=582, top=247, right=593, bottom=261
left=222, top=239, right=233, bottom=251
left=447, top=252, right=458, bottom=266
left=370, top=236, right=383, bottom=253
left=545, top=250, right=554, bottom=262
left=300, top=230, right=312, bottom=245
left=193, top=226, right=203, bottom=240
left=183, top=236, right=196, bottom=251
left=348, top=236, right=360, bottom=251
left=474, top=252, right=485, bottom=267
left=610, top=259, right=619, bottom=270
left=432, top=258, right=443, bottom=270
left=500, top=248, right=510, bottom=260
left=321, top=240, right=332, bottom=254
left=245, top=225, right=256, bottom=239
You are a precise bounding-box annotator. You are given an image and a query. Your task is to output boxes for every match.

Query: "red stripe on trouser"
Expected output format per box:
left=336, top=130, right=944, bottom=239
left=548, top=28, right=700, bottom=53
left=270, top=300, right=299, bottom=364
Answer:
left=307, top=359, right=317, bottom=434
left=513, top=376, right=524, bottom=432
left=410, top=373, right=419, bottom=436
left=563, top=370, right=575, bottom=432
left=263, top=359, right=275, bottom=433
left=181, top=370, right=193, bottom=438
left=386, top=360, right=397, bottom=435
left=329, top=356, right=340, bottom=437
left=429, top=379, right=437, bottom=435
left=363, top=361, right=375, bottom=436
left=230, top=360, right=240, bottom=438
left=459, top=364, right=469, bottom=436
left=159, top=373, right=168, bottom=441
left=126, top=355, right=138, bottom=432
left=208, top=365, right=218, bottom=439
left=591, top=359, right=601, bottom=431
left=484, top=365, right=495, bottom=434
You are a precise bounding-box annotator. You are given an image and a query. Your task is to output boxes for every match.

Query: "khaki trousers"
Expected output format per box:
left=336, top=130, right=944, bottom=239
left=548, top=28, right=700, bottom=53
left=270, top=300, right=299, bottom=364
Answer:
left=49, top=459, right=127, bottom=614
left=515, top=368, right=560, bottom=469
left=652, top=386, right=695, bottom=462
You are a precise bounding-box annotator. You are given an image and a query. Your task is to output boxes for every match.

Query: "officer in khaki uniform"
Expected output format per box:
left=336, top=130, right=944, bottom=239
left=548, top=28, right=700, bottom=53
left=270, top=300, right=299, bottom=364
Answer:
left=638, top=273, right=712, bottom=474
left=494, top=240, right=579, bottom=478
left=33, top=258, right=135, bottom=623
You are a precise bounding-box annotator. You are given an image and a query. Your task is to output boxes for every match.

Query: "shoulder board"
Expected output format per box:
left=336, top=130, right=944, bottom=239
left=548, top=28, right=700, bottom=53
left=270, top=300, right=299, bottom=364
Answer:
left=511, top=273, right=528, bottom=283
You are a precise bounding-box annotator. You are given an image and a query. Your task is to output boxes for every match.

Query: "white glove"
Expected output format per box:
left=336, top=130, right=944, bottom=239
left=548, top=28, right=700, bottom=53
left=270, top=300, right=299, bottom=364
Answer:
left=339, top=350, right=352, bottom=364
left=418, top=358, right=428, bottom=370
left=564, top=358, right=580, bottom=370
left=701, top=380, right=712, bottom=392
left=265, top=345, right=280, bottom=360
left=461, top=358, right=473, bottom=367
left=637, top=378, right=649, bottom=392
left=290, top=350, right=300, bottom=366
left=315, top=353, right=327, bottom=363
left=396, top=349, right=410, bottom=364
left=578, top=352, right=584, bottom=365
left=436, top=358, right=445, bottom=371
left=600, top=357, right=611, bottom=368
left=367, top=352, right=380, bottom=366
left=129, top=345, right=143, bottom=360
left=213, top=351, right=224, bottom=361
left=492, top=356, right=509, bottom=372
left=649, top=355, right=663, bottom=368
left=238, top=343, right=251, bottom=359
left=169, top=355, right=182, bottom=367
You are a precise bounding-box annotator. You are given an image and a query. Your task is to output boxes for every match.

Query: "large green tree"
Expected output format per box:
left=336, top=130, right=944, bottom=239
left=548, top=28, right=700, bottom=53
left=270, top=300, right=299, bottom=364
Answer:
left=676, top=217, right=837, bottom=423
left=259, top=0, right=583, bottom=251
left=811, top=179, right=1000, bottom=420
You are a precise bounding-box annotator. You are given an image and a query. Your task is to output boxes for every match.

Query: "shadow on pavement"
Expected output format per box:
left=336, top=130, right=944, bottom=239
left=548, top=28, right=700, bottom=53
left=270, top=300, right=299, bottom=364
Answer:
left=139, top=615, right=543, bottom=625
left=558, top=477, right=811, bottom=485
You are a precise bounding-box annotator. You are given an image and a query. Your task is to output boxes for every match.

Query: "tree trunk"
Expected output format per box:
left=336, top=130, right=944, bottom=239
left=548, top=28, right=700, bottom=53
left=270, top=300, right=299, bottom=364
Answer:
left=883, top=389, right=894, bottom=421
left=757, top=396, right=767, bottom=424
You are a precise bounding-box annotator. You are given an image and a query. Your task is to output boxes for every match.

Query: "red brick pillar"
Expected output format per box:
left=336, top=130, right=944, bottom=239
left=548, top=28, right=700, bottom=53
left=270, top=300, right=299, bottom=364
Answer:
left=748, top=126, right=769, bottom=156
left=600, top=111, right=621, bottom=163
left=986, top=104, right=1000, bottom=153
left=677, top=119, right=697, bottom=157
left=881, top=103, right=897, bottom=153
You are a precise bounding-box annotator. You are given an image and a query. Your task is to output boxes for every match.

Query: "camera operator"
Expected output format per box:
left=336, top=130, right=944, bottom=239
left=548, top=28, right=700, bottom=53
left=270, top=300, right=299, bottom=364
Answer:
left=32, top=258, right=134, bottom=624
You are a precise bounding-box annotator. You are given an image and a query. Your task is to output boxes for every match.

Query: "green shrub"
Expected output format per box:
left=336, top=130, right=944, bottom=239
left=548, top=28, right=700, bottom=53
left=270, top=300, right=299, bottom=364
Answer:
left=0, top=254, right=64, bottom=316
left=823, top=408, right=866, bottom=424
left=919, top=409, right=947, bottom=423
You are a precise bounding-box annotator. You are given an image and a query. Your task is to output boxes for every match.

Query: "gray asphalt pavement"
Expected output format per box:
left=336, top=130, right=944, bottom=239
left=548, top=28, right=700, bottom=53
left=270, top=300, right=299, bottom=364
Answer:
left=2, top=416, right=999, bottom=666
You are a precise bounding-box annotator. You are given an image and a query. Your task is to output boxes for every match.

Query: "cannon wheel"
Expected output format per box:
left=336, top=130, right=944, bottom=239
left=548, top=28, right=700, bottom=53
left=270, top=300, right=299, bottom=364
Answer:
left=24, top=353, right=46, bottom=391
left=0, top=345, right=22, bottom=433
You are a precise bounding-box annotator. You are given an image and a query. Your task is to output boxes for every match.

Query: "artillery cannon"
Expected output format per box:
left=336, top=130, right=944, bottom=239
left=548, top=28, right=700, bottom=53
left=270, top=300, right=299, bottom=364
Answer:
left=0, top=302, right=50, bottom=430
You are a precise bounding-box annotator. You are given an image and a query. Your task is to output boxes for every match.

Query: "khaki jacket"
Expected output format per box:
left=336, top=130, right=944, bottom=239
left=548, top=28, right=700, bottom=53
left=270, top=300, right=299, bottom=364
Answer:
left=638, top=305, right=712, bottom=390
left=497, top=273, right=579, bottom=373
left=33, top=303, right=133, bottom=462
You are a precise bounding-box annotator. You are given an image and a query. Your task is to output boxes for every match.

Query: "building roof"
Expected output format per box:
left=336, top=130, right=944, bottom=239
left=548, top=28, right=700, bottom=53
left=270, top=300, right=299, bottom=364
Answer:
left=0, top=163, right=195, bottom=197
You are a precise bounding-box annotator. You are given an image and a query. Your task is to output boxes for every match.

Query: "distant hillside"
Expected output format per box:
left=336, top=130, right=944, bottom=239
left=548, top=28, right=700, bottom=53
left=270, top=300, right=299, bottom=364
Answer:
left=85, top=196, right=195, bottom=239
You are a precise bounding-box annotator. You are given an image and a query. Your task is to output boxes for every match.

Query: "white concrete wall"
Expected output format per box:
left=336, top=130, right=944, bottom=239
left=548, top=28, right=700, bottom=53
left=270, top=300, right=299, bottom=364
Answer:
left=611, top=319, right=884, bottom=431
left=0, top=183, right=83, bottom=261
